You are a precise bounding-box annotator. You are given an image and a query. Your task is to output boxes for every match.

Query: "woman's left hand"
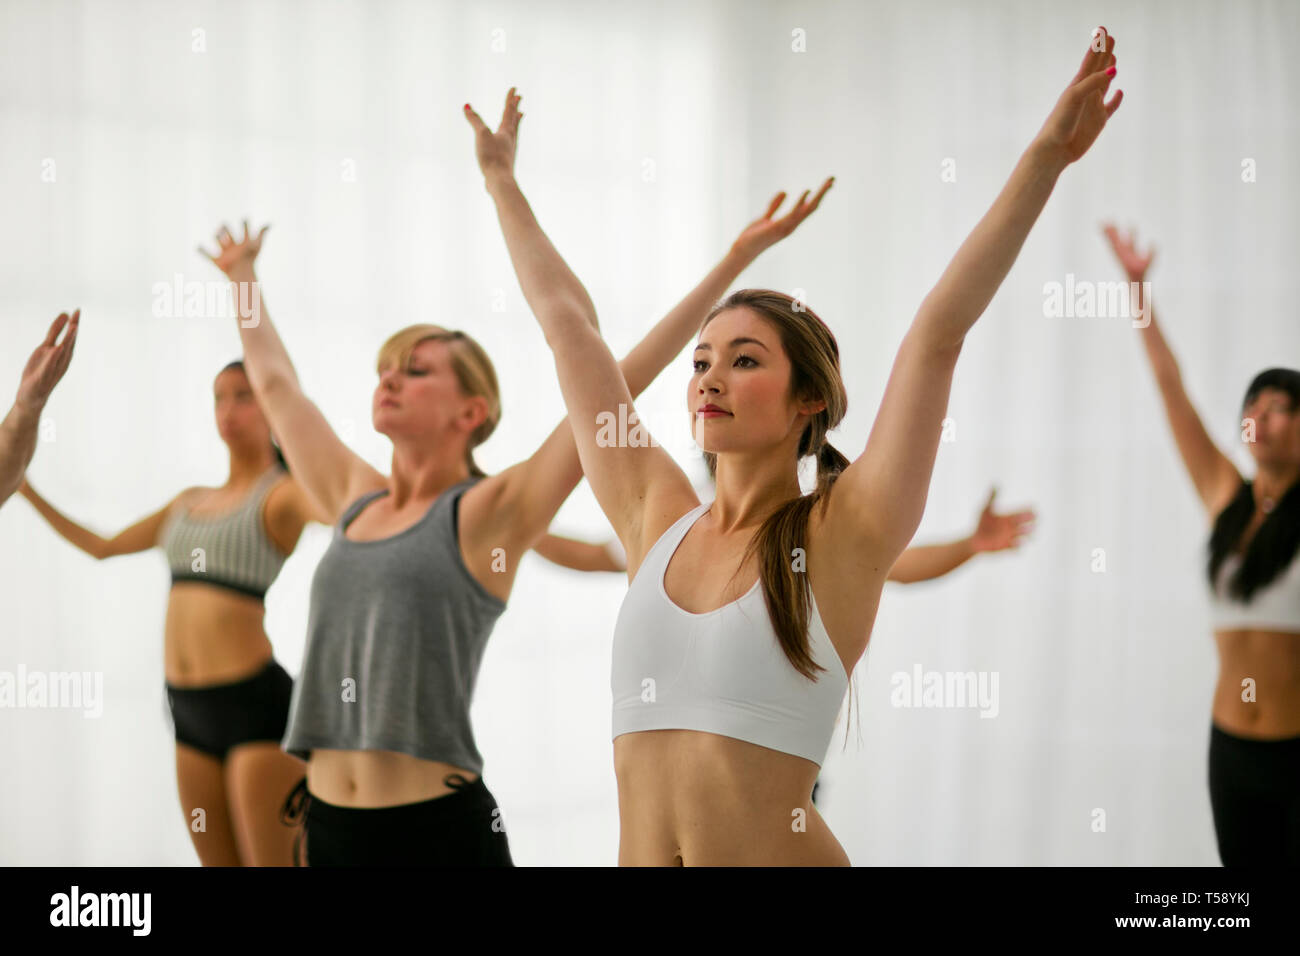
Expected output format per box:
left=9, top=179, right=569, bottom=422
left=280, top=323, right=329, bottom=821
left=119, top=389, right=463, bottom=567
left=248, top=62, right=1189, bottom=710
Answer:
left=970, top=488, right=1036, bottom=553
left=1101, top=223, right=1155, bottom=283
left=1035, top=27, right=1123, bottom=167
left=732, top=177, right=834, bottom=260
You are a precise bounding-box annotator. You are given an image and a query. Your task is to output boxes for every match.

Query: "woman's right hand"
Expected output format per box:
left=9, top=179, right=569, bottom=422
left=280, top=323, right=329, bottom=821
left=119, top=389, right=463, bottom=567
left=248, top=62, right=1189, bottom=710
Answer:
left=15, top=310, right=79, bottom=412
left=1101, top=223, right=1155, bottom=282
left=464, top=88, right=523, bottom=185
left=200, top=220, right=270, bottom=278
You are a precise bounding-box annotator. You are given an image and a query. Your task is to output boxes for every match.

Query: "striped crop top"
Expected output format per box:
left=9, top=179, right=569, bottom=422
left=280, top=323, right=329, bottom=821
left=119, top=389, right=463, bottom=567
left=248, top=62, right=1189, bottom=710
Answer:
left=611, top=501, right=850, bottom=767
left=280, top=477, right=507, bottom=773
left=1209, top=548, right=1300, bottom=633
left=158, top=466, right=288, bottom=600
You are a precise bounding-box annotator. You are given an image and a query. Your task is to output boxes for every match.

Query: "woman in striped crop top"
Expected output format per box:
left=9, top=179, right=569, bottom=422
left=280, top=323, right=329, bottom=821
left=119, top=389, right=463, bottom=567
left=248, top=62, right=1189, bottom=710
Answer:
left=1103, top=227, right=1300, bottom=866
left=19, top=360, right=326, bottom=866
left=506, top=33, right=1122, bottom=865
left=199, top=90, right=831, bottom=866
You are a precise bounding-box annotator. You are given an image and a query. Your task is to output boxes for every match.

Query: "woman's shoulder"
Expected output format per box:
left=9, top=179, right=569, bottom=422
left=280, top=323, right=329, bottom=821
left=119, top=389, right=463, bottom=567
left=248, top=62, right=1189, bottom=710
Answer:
left=270, top=473, right=386, bottom=528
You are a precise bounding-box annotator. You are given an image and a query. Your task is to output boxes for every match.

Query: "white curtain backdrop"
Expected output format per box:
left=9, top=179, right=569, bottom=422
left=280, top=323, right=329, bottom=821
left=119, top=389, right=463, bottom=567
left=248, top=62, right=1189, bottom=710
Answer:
left=1, top=0, right=1295, bottom=865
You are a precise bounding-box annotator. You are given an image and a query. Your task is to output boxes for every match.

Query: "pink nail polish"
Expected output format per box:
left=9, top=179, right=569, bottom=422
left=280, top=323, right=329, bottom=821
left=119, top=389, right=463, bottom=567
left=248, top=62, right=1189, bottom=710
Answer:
left=1105, top=66, right=1116, bottom=76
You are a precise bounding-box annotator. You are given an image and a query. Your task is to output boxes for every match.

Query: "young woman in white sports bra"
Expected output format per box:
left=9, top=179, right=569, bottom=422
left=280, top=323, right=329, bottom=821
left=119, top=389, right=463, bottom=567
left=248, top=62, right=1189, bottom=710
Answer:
left=488, top=32, right=1122, bottom=864
left=1103, top=226, right=1300, bottom=866
left=536, top=484, right=1036, bottom=810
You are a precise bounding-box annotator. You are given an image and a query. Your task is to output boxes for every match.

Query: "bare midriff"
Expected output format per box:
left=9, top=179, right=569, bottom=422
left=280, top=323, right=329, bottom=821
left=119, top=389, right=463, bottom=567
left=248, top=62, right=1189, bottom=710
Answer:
left=305, top=750, right=476, bottom=808
left=164, top=585, right=477, bottom=808
left=613, top=729, right=850, bottom=866
left=163, top=582, right=274, bottom=686
left=1212, top=628, right=1300, bottom=738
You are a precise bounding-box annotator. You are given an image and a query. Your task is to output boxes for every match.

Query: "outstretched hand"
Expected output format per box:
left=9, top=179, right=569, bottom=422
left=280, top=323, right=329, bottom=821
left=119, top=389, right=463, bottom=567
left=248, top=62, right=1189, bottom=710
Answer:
left=199, top=220, right=269, bottom=277
left=1101, top=223, right=1155, bottom=282
left=1036, top=27, right=1123, bottom=167
left=16, top=310, right=79, bottom=411
left=970, top=488, right=1036, bottom=553
left=732, top=178, right=835, bottom=261
left=465, top=88, right=523, bottom=183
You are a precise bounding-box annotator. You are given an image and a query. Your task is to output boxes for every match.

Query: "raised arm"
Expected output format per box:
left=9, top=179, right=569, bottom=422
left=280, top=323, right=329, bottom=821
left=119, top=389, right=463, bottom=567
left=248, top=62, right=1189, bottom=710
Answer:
left=463, top=89, right=832, bottom=570
left=887, top=488, right=1035, bottom=583
left=199, top=226, right=383, bottom=522
left=1101, top=225, right=1241, bottom=517
left=0, top=311, right=79, bottom=506
left=531, top=533, right=624, bottom=573
left=826, top=28, right=1122, bottom=568
left=18, top=478, right=190, bottom=560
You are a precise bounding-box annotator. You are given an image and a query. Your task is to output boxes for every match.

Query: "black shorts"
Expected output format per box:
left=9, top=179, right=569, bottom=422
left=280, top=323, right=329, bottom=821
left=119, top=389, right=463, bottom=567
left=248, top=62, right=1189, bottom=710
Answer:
left=1207, top=722, right=1300, bottom=866
left=165, top=659, right=294, bottom=760
left=280, top=773, right=515, bottom=867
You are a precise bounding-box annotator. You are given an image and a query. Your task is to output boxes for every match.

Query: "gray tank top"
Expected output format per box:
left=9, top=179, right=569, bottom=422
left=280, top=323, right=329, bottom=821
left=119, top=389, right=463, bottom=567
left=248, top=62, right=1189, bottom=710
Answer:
left=281, top=476, right=506, bottom=773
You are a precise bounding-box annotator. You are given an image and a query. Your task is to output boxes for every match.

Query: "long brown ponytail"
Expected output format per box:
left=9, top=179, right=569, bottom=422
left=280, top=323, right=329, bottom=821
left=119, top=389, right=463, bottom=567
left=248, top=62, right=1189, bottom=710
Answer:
left=700, top=290, right=850, bottom=682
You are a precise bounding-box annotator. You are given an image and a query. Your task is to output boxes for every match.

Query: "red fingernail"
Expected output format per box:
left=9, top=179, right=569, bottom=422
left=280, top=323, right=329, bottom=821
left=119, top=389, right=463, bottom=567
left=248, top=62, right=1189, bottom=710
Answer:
left=464, top=103, right=471, bottom=110
left=1105, top=66, right=1116, bottom=76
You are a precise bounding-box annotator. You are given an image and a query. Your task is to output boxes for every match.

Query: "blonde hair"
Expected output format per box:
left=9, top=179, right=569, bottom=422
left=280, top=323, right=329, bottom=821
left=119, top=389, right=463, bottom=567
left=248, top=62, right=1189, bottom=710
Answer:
left=376, top=325, right=500, bottom=478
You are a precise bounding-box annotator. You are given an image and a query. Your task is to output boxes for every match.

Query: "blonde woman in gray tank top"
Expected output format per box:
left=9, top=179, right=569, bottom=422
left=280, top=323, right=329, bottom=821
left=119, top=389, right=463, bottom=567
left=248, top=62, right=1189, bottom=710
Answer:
left=199, top=90, right=831, bottom=865
left=19, top=361, right=325, bottom=866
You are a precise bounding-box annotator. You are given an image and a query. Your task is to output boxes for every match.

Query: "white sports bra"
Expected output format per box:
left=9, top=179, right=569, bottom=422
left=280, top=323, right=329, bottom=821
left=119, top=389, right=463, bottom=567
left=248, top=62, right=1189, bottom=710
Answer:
left=1209, top=547, right=1300, bottom=633
left=610, top=501, right=850, bottom=767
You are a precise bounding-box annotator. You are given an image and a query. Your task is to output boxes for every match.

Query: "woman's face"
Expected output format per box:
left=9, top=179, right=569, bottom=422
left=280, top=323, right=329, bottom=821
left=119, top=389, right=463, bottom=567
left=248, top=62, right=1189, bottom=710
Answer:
left=688, top=307, right=823, bottom=458
left=373, top=339, right=485, bottom=444
left=214, top=368, right=271, bottom=453
left=1242, top=387, right=1300, bottom=466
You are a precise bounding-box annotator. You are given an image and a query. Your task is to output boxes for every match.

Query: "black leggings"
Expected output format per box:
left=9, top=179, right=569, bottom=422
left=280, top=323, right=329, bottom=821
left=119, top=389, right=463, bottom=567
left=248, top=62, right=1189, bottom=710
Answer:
left=280, top=773, right=514, bottom=867
left=1207, top=722, right=1300, bottom=865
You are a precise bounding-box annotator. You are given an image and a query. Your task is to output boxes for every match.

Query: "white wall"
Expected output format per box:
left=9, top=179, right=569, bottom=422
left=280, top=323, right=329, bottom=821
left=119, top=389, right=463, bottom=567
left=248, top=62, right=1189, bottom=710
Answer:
left=1, top=0, right=1295, bottom=865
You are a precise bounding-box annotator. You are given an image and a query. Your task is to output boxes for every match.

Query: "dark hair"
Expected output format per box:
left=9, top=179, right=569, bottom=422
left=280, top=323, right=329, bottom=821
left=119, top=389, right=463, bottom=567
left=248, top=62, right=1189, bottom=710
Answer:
left=1206, top=368, right=1300, bottom=600
left=220, top=360, right=289, bottom=474
left=699, top=290, right=850, bottom=682
left=697, top=290, right=862, bottom=750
